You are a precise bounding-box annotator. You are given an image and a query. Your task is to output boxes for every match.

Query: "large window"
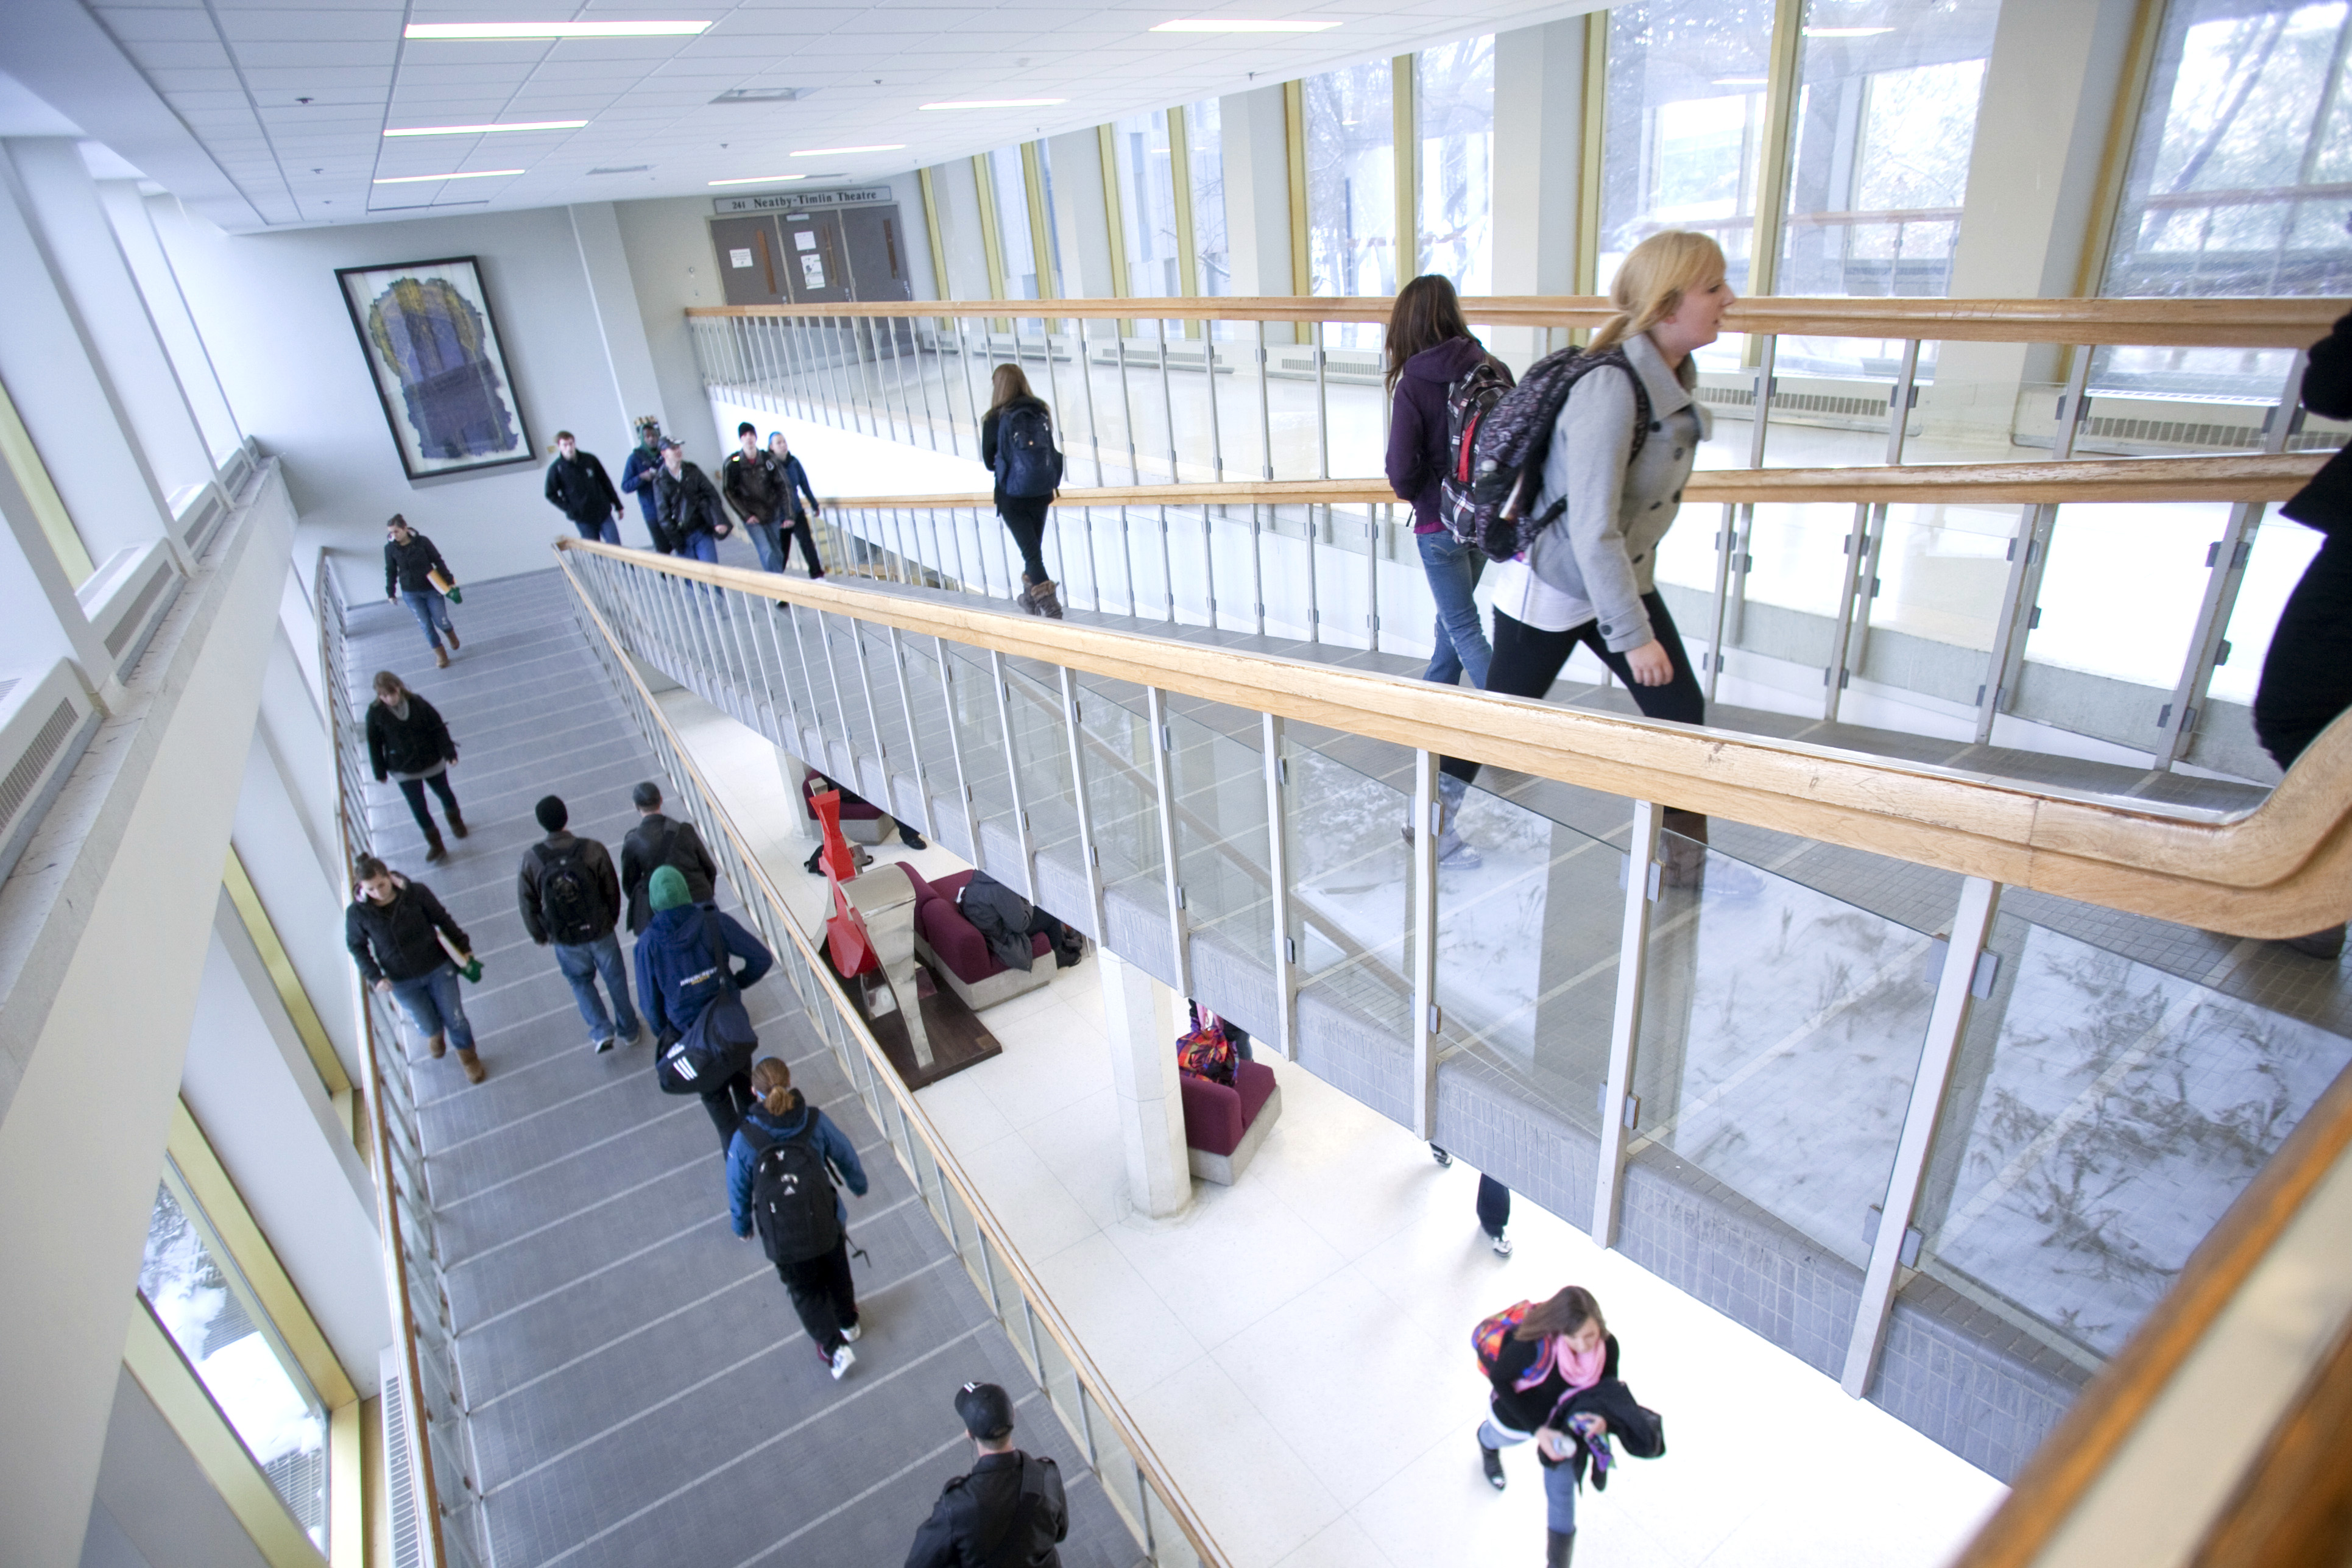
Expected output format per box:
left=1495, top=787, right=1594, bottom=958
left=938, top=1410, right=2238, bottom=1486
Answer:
left=1598, top=0, right=1777, bottom=297
left=1776, top=0, right=2002, bottom=300
left=1418, top=36, right=1496, bottom=294
left=1305, top=60, right=1398, bottom=300
left=139, top=1165, right=330, bottom=1549
left=987, top=146, right=1044, bottom=299
left=1186, top=97, right=1230, bottom=298
left=1112, top=111, right=1183, bottom=297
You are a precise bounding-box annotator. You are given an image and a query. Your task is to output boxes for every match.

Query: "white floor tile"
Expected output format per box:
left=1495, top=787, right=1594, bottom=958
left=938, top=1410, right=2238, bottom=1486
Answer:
left=950, top=1127, right=1100, bottom=1262
left=1104, top=1175, right=1350, bottom=1351
left=1017, top=1088, right=1131, bottom=1231
left=1028, top=1232, right=1207, bottom=1394
left=1270, top=1513, right=1398, bottom=1568
left=1126, top=1355, right=1344, bottom=1568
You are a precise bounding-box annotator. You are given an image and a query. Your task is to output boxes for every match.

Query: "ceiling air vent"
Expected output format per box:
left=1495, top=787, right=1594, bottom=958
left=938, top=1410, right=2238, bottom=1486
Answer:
left=711, top=87, right=807, bottom=104
left=587, top=166, right=653, bottom=175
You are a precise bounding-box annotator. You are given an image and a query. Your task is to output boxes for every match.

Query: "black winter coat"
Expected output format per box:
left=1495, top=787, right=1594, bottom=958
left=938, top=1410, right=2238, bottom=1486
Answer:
left=956, top=871, right=1037, bottom=972
left=366, top=695, right=456, bottom=781
left=1558, top=1377, right=1665, bottom=1488
left=345, top=878, right=470, bottom=986
left=546, top=451, right=622, bottom=523
left=903, top=1450, right=1068, bottom=1568
left=721, top=449, right=786, bottom=522
left=620, top=813, right=721, bottom=933
left=384, top=532, right=453, bottom=597
left=517, top=831, right=621, bottom=944
left=2284, top=310, right=2352, bottom=535
left=655, top=461, right=729, bottom=542
left=1488, top=1332, right=1619, bottom=1436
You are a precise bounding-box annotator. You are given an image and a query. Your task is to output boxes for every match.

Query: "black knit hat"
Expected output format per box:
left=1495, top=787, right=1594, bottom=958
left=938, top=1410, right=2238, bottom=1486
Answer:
left=535, top=796, right=568, bottom=833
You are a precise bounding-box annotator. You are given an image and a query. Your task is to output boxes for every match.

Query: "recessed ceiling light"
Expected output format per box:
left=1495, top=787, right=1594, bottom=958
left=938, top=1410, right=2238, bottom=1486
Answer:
left=921, top=99, right=1068, bottom=110
left=403, top=21, right=711, bottom=40
left=589, top=165, right=654, bottom=175
left=1803, top=25, right=1893, bottom=36
left=708, top=174, right=808, bottom=185
left=789, top=144, right=905, bottom=155
left=1150, top=18, right=1338, bottom=31
left=372, top=169, right=524, bottom=183
left=384, top=120, right=588, bottom=136
left=712, top=87, right=807, bottom=104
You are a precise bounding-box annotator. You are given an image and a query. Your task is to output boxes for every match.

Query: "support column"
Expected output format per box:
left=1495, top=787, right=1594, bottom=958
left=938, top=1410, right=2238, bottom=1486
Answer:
left=1927, top=0, right=2145, bottom=444
left=1219, top=84, right=1296, bottom=341
left=1098, top=948, right=1192, bottom=1220
left=1489, top=16, right=1588, bottom=372
left=1044, top=129, right=1118, bottom=304
left=570, top=202, right=668, bottom=433
left=100, top=185, right=242, bottom=467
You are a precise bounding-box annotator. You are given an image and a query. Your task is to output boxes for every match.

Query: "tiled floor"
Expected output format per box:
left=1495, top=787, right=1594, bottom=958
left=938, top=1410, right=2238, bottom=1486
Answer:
left=336, top=570, right=1140, bottom=1568
left=663, top=680, right=2013, bottom=1568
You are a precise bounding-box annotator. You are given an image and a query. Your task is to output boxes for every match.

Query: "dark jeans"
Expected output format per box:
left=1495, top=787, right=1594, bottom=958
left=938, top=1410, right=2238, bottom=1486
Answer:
left=999, top=496, right=1051, bottom=585
left=750, top=516, right=825, bottom=576
left=395, top=771, right=461, bottom=837
left=701, top=1070, right=754, bottom=1151
left=778, top=1234, right=859, bottom=1355
left=2253, top=530, right=2352, bottom=770
left=1477, top=1174, right=1511, bottom=1238
left=1442, top=593, right=1703, bottom=785
left=570, top=515, right=621, bottom=543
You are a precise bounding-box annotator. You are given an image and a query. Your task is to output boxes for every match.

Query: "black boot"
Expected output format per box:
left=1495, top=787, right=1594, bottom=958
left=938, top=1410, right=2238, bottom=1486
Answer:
left=1545, top=1529, right=1574, bottom=1568
left=1480, top=1442, right=1506, bottom=1491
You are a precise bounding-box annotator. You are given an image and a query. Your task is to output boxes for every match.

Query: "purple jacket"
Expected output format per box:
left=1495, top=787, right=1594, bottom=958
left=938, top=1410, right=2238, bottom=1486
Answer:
left=1386, top=334, right=1500, bottom=534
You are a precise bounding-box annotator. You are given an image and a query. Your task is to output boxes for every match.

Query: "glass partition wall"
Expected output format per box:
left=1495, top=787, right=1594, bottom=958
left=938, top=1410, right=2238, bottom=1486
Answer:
left=557, top=535, right=2352, bottom=1465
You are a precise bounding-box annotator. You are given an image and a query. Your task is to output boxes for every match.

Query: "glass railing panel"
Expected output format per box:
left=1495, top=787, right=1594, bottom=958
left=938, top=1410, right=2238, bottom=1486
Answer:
left=2024, top=500, right=2232, bottom=701
left=1163, top=702, right=1274, bottom=1005
left=944, top=1180, right=991, bottom=1302
left=940, top=642, right=1022, bottom=880
left=1912, top=912, right=2352, bottom=1365
left=1860, top=500, right=2025, bottom=675
left=895, top=635, right=975, bottom=861
left=1001, top=662, right=1086, bottom=903
left=1072, top=678, right=1168, bottom=954
left=1722, top=499, right=1849, bottom=676
left=1085, top=1385, right=1146, bottom=1530
left=2207, top=503, right=2323, bottom=710
left=1030, top=1308, right=1088, bottom=1451
left=1630, top=845, right=1940, bottom=1272
left=1433, top=781, right=1627, bottom=1157
left=1144, top=1478, right=1204, bottom=1568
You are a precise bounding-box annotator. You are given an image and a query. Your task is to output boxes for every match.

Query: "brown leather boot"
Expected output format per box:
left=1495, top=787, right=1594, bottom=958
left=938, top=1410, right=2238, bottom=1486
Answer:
left=434, top=645, right=450, bottom=668
left=423, top=827, right=448, bottom=863
left=426, top=1032, right=447, bottom=1059
left=446, top=807, right=468, bottom=839
left=444, top=626, right=460, bottom=650
left=457, top=1047, right=486, bottom=1084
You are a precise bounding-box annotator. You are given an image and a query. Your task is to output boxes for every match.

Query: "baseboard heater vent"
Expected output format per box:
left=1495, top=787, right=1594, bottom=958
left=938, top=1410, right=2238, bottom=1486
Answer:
left=0, top=662, right=99, bottom=888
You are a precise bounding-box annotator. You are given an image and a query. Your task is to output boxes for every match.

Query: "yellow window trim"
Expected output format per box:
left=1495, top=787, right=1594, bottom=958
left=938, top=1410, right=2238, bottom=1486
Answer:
left=122, top=1298, right=330, bottom=1568
left=0, top=374, right=96, bottom=585
left=224, top=850, right=353, bottom=1097
left=330, top=1401, right=362, bottom=1568
left=167, top=1099, right=361, bottom=1409
left=916, top=166, right=953, bottom=325
left=972, top=152, right=1010, bottom=333
left=1393, top=52, right=1418, bottom=282
left=1576, top=12, right=1606, bottom=303
left=1746, top=0, right=1808, bottom=301
left=1283, top=80, right=1310, bottom=298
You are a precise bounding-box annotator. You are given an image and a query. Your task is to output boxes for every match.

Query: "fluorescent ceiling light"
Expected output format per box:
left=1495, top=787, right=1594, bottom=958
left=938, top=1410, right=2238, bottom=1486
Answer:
left=384, top=120, right=587, bottom=136
left=1151, top=18, right=1338, bottom=31
left=372, top=169, right=524, bottom=183
left=404, top=20, right=710, bottom=40
left=1713, top=74, right=1768, bottom=85
left=1803, top=25, right=1893, bottom=35
left=790, top=144, right=905, bottom=155
left=708, top=174, right=807, bottom=185
left=920, top=99, right=1068, bottom=110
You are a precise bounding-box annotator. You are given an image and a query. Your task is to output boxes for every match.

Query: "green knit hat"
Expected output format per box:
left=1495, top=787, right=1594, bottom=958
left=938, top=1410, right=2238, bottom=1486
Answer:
left=648, top=864, right=692, bottom=912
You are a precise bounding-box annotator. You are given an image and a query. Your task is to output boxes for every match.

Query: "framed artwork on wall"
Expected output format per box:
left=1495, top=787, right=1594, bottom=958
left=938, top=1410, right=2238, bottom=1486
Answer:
left=335, top=255, right=531, bottom=481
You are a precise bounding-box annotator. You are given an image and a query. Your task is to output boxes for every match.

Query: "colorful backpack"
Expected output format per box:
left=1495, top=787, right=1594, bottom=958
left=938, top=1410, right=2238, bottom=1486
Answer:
left=1472, top=1300, right=1533, bottom=1378
left=1452, top=345, right=1651, bottom=563
left=1175, top=1010, right=1236, bottom=1086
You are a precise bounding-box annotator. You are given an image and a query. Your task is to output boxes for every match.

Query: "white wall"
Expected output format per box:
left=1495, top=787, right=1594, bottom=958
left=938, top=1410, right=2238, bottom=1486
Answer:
left=79, top=1369, right=270, bottom=1568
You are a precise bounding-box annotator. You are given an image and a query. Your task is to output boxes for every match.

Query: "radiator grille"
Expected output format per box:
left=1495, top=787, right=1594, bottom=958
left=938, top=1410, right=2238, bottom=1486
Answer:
left=381, top=1360, right=425, bottom=1568
left=0, top=699, right=76, bottom=834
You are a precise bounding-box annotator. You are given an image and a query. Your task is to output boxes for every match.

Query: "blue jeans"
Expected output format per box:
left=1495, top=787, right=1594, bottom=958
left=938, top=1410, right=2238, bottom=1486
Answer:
left=554, top=932, right=639, bottom=1044
left=404, top=588, right=455, bottom=651
left=1416, top=531, right=1491, bottom=688
left=680, top=531, right=719, bottom=565
left=1480, top=1416, right=1578, bottom=1533
left=389, top=963, right=474, bottom=1055
left=746, top=520, right=785, bottom=573
left=572, top=515, right=622, bottom=543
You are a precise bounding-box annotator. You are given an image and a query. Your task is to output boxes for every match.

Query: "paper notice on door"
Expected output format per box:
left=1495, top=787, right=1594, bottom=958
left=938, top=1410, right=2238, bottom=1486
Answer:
left=729, top=248, right=754, bottom=268
left=800, top=253, right=826, bottom=289
left=793, top=230, right=816, bottom=250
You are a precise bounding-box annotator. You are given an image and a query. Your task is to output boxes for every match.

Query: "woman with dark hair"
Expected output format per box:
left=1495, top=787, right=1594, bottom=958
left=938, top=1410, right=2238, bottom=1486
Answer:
left=1479, top=1287, right=1614, bottom=1567
left=1386, top=274, right=1506, bottom=694
left=364, top=671, right=465, bottom=863
left=729, top=1056, right=870, bottom=1380
left=980, top=364, right=1065, bottom=618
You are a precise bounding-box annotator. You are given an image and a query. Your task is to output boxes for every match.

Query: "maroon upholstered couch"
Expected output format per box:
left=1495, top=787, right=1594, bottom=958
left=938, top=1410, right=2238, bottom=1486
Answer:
left=1179, top=1059, right=1282, bottom=1184
left=899, top=865, right=1054, bottom=1011
left=803, top=772, right=889, bottom=843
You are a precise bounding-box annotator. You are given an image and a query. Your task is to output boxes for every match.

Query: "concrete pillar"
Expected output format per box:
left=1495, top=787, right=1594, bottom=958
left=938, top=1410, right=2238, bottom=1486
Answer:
left=1927, top=0, right=2144, bottom=443
left=929, top=160, right=995, bottom=301
left=1097, top=948, right=1192, bottom=1220
left=1489, top=16, right=1589, bottom=372
left=1044, top=129, right=1118, bottom=306
left=571, top=201, right=669, bottom=434
left=1220, top=84, right=1296, bottom=341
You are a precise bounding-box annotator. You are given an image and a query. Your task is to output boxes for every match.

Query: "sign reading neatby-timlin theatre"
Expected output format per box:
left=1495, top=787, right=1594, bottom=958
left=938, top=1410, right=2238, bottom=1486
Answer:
left=711, top=186, right=894, bottom=216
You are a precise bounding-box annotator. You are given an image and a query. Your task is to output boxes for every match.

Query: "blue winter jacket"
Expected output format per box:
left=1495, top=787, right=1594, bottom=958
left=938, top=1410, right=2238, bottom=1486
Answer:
left=632, top=903, right=772, bottom=1039
left=621, top=443, right=666, bottom=525
left=728, top=1094, right=869, bottom=1237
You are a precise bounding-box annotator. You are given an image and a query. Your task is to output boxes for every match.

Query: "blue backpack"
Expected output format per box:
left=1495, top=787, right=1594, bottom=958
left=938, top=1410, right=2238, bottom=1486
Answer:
left=994, top=403, right=1063, bottom=498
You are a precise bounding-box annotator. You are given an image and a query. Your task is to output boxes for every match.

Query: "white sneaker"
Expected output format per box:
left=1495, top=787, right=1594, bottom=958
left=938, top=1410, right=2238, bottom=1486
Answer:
left=829, top=1343, right=856, bottom=1380
left=1490, top=1233, right=1514, bottom=1257
left=841, top=1321, right=862, bottom=1343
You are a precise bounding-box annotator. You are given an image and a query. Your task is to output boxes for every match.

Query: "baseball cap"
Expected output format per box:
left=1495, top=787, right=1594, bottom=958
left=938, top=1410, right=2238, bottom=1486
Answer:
left=955, top=1382, right=1014, bottom=1441
left=737, top=420, right=757, bottom=437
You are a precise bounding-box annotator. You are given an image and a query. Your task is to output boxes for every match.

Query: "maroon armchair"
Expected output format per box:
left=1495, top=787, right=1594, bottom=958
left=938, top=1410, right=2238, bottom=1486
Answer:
left=1179, top=1059, right=1282, bottom=1185
left=902, top=865, right=1054, bottom=1011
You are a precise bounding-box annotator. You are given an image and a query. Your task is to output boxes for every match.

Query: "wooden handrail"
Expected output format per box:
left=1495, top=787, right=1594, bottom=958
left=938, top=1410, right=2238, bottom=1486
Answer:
left=688, top=292, right=2350, bottom=346
left=814, top=452, right=2327, bottom=513
left=554, top=537, right=2352, bottom=939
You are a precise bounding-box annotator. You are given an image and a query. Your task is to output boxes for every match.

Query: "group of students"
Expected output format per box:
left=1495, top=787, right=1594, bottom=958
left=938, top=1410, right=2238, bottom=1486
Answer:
left=544, top=415, right=830, bottom=579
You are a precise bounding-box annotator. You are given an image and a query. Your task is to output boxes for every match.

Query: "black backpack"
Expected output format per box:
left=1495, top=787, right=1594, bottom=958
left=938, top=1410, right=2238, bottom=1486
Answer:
left=1455, top=345, right=1651, bottom=563
left=738, top=1110, right=841, bottom=1263
left=533, top=842, right=604, bottom=945
left=994, top=403, right=1062, bottom=498
left=1436, top=356, right=1515, bottom=544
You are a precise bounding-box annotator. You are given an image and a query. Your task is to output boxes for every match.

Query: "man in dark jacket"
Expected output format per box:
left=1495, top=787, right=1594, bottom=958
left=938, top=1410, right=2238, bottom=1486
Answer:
left=653, top=439, right=729, bottom=565
left=345, top=855, right=486, bottom=1083
left=905, top=1382, right=1068, bottom=1568
left=766, top=431, right=827, bottom=577
left=545, top=431, right=624, bottom=543
left=955, top=871, right=1081, bottom=973
left=518, top=794, right=639, bottom=1053
left=634, top=865, right=772, bottom=1147
left=620, top=780, right=722, bottom=933
left=383, top=514, right=461, bottom=666
left=620, top=415, right=669, bottom=549
left=722, top=422, right=790, bottom=571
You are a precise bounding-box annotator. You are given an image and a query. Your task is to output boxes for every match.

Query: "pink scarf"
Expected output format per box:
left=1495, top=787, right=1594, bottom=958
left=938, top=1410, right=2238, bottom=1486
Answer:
left=1515, top=1334, right=1606, bottom=1394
